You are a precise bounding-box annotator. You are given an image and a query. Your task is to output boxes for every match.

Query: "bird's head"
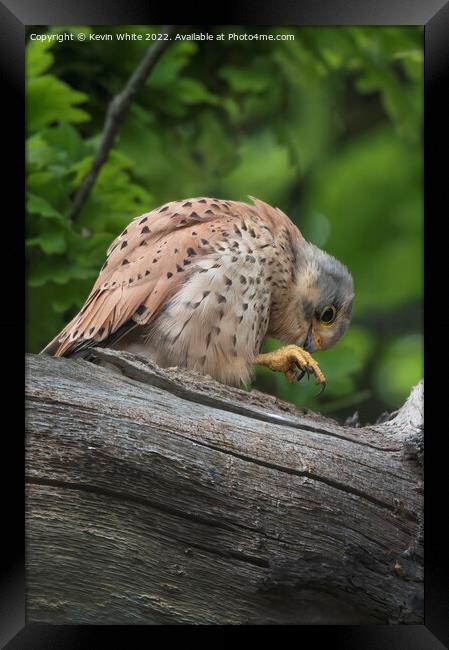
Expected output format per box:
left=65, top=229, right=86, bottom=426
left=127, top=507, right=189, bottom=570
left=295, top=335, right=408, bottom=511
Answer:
left=293, top=243, right=354, bottom=353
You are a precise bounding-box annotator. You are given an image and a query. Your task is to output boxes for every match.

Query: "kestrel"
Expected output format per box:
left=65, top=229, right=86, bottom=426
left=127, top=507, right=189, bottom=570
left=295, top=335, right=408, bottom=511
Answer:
left=42, top=197, right=354, bottom=390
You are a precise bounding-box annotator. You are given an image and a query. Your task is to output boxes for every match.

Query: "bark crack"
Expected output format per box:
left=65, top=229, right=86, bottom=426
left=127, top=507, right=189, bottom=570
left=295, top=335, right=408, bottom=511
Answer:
left=75, top=350, right=404, bottom=452
left=27, top=394, right=416, bottom=521
left=26, top=475, right=269, bottom=566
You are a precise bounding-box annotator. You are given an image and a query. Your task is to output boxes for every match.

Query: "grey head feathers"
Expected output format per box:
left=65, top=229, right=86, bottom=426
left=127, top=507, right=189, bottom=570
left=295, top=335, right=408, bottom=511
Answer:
left=297, top=242, right=354, bottom=347
left=304, top=243, right=353, bottom=310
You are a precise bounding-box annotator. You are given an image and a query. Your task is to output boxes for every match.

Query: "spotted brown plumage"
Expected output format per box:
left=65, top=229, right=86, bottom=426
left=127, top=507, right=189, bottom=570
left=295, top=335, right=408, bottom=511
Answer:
left=42, top=196, right=354, bottom=388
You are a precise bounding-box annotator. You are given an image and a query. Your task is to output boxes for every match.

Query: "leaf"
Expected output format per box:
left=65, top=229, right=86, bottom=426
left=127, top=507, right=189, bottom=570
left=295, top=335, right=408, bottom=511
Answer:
left=26, top=134, right=58, bottom=170
left=27, top=172, right=73, bottom=211
left=26, top=75, right=90, bottom=133
left=26, top=39, right=55, bottom=78
left=27, top=230, right=67, bottom=254
left=27, top=193, right=66, bottom=222
left=173, top=78, right=219, bottom=106
left=43, top=122, right=87, bottom=165
left=148, top=41, right=197, bottom=87
left=70, top=149, right=152, bottom=231
left=27, top=123, right=86, bottom=177
left=70, top=149, right=134, bottom=186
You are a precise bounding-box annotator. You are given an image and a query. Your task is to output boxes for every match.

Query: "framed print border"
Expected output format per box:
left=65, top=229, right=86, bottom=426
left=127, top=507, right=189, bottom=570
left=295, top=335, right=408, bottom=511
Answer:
left=3, top=0, right=448, bottom=647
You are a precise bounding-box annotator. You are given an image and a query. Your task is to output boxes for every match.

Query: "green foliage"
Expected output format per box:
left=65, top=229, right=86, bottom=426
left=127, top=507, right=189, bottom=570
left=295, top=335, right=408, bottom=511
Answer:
left=26, top=75, right=90, bottom=132
left=375, top=335, right=423, bottom=407
left=26, top=26, right=423, bottom=422
left=301, top=127, right=423, bottom=311
left=26, top=33, right=153, bottom=351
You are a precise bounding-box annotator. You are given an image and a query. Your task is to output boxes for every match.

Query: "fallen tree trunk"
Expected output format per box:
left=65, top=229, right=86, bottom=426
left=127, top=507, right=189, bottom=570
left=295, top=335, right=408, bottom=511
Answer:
left=25, top=349, right=423, bottom=624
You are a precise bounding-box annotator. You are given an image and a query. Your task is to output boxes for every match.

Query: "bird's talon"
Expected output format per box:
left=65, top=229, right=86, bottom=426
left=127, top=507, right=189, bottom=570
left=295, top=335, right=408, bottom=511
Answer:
left=255, top=345, right=327, bottom=390
left=289, top=367, right=306, bottom=383
left=316, top=381, right=326, bottom=397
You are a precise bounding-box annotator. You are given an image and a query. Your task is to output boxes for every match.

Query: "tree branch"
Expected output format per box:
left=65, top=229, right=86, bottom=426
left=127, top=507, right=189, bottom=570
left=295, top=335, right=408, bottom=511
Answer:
left=26, top=350, right=423, bottom=624
left=68, top=26, right=176, bottom=224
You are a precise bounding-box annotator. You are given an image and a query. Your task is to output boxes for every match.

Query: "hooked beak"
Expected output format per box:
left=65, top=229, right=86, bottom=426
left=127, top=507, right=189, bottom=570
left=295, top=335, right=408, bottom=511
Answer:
left=303, top=323, right=322, bottom=353
left=303, top=324, right=314, bottom=352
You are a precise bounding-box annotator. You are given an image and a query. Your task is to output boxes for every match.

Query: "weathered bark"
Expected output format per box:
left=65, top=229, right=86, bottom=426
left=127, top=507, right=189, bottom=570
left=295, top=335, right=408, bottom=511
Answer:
left=25, top=349, right=423, bottom=624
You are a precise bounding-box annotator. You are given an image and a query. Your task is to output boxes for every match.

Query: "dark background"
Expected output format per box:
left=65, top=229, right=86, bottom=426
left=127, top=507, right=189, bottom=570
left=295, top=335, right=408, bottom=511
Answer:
left=25, top=25, right=423, bottom=423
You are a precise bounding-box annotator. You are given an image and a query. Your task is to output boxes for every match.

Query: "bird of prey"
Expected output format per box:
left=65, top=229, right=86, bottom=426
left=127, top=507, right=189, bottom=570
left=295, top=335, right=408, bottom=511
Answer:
left=42, top=197, right=354, bottom=390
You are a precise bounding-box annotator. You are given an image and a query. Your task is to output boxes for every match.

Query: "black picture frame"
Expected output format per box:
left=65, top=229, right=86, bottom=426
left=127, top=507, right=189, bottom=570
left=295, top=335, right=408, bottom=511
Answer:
left=4, top=1, right=448, bottom=647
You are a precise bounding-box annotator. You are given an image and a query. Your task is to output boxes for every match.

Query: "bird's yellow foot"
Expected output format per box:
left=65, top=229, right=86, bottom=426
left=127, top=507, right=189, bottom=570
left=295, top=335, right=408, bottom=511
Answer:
left=256, top=345, right=326, bottom=393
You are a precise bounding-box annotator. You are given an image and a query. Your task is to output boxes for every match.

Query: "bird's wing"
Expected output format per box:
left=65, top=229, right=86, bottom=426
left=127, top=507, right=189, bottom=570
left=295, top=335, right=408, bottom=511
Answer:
left=42, top=197, right=258, bottom=357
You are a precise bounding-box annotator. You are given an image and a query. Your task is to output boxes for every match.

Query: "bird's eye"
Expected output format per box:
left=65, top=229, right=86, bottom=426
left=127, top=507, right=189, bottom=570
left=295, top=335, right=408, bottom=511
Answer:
left=320, top=305, right=337, bottom=326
